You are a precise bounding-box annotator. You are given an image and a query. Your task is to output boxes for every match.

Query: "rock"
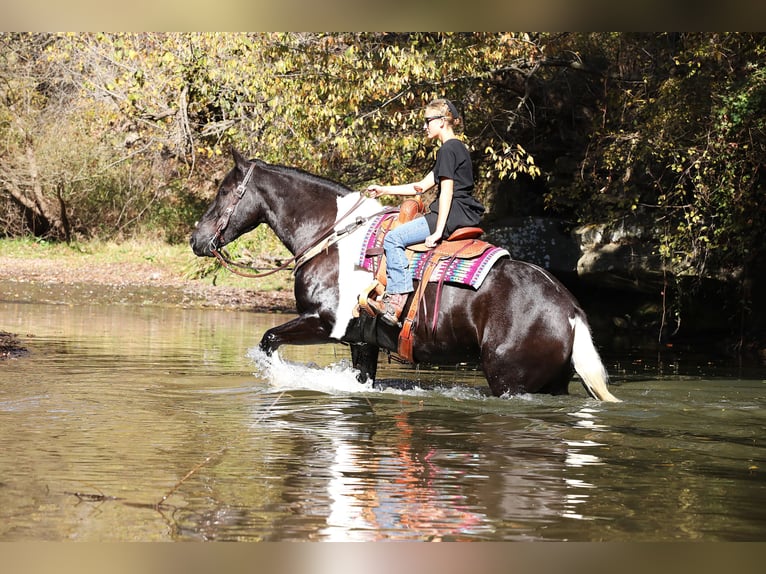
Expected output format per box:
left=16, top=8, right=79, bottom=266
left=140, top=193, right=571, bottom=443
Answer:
left=0, top=331, right=28, bottom=360
left=484, top=216, right=667, bottom=347
left=485, top=216, right=663, bottom=290
left=484, top=217, right=580, bottom=273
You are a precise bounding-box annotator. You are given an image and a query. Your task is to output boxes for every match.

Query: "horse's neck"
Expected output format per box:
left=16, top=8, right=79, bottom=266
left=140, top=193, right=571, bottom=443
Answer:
left=261, top=173, right=342, bottom=256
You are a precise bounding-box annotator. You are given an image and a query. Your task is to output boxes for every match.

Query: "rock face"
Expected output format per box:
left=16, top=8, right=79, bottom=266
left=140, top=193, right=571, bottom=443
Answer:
left=484, top=217, right=581, bottom=274
left=484, top=216, right=764, bottom=356
left=484, top=216, right=663, bottom=290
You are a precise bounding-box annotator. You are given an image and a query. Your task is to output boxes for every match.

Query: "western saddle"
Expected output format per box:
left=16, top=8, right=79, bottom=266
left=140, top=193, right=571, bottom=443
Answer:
left=356, top=196, right=488, bottom=363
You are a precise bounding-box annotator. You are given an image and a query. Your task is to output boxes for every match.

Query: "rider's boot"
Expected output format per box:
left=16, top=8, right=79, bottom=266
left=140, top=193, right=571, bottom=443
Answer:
left=367, top=292, right=408, bottom=327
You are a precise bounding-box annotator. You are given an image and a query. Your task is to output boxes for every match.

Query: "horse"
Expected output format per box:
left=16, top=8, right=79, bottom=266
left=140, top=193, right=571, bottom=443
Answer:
left=190, top=149, right=620, bottom=402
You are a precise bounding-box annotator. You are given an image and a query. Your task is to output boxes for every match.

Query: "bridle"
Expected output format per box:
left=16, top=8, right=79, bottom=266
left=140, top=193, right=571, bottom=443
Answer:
left=207, top=161, right=391, bottom=279
left=208, top=161, right=292, bottom=278
left=209, top=161, right=255, bottom=253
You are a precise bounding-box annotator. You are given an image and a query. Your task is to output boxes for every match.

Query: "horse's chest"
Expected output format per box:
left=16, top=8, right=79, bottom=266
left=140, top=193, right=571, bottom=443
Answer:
left=328, top=197, right=381, bottom=340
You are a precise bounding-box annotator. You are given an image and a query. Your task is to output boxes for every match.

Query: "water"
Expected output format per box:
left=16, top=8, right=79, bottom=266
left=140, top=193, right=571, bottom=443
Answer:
left=0, top=297, right=764, bottom=541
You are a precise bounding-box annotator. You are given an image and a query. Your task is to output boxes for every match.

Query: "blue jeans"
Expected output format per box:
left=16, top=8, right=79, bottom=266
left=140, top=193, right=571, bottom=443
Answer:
left=383, top=216, right=431, bottom=294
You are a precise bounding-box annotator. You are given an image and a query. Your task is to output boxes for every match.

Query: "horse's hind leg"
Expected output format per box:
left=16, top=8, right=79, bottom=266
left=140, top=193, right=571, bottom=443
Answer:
left=538, top=367, right=574, bottom=396
left=481, top=345, right=570, bottom=397
left=482, top=360, right=529, bottom=396
left=350, top=343, right=379, bottom=383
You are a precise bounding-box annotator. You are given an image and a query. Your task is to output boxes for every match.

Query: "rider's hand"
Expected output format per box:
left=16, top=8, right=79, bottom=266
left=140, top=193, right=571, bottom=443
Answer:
left=365, top=186, right=380, bottom=199
left=425, top=233, right=441, bottom=248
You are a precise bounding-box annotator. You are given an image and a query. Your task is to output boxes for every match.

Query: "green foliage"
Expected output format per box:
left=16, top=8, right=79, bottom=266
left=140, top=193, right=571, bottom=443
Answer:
left=2, top=32, right=545, bottom=242
left=542, top=33, right=766, bottom=283
left=40, top=33, right=543, bottom=188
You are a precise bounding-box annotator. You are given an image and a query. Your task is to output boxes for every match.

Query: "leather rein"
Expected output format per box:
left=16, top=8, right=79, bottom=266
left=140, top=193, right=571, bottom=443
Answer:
left=208, top=162, right=389, bottom=279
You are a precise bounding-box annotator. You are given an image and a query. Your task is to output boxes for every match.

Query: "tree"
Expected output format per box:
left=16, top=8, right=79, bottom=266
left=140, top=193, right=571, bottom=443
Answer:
left=2, top=32, right=548, bottom=240
left=536, top=35, right=764, bottom=266
left=0, top=33, right=72, bottom=239
left=532, top=32, right=766, bottom=338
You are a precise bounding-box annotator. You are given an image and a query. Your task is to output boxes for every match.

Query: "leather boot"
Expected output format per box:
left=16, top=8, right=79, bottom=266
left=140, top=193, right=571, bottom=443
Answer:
left=368, top=292, right=408, bottom=327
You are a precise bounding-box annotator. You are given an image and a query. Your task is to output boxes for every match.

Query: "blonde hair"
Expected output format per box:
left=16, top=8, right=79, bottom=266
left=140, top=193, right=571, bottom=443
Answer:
left=426, top=98, right=463, bottom=130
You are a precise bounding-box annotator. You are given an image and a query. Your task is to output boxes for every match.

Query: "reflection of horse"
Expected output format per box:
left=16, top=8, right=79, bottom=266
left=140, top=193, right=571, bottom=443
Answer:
left=190, top=150, right=619, bottom=402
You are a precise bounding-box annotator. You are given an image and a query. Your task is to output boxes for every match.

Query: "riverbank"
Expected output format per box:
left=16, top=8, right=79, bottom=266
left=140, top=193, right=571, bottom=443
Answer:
left=0, top=254, right=296, bottom=312
left=0, top=239, right=297, bottom=359
left=0, top=238, right=295, bottom=311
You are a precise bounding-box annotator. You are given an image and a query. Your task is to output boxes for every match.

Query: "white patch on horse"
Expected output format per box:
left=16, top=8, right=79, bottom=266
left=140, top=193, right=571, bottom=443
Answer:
left=330, top=193, right=383, bottom=340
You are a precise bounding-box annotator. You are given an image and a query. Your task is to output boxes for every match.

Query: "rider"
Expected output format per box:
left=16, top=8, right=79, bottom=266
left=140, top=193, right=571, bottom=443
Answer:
left=365, top=98, right=485, bottom=327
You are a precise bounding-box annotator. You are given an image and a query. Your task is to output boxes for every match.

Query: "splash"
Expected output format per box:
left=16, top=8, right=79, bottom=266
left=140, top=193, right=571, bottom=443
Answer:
left=245, top=347, right=492, bottom=401
left=247, top=347, right=374, bottom=394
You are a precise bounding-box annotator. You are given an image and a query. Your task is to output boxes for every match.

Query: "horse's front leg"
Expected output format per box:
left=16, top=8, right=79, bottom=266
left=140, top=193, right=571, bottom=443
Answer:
left=259, top=314, right=334, bottom=355
left=350, top=343, right=379, bottom=384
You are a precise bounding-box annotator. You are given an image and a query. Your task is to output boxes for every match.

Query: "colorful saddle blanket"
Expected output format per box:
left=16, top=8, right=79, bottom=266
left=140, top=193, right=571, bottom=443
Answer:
left=358, top=213, right=510, bottom=290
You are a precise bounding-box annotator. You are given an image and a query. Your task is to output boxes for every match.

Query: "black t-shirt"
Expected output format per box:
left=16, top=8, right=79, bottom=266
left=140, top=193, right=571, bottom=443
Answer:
left=424, top=138, right=485, bottom=238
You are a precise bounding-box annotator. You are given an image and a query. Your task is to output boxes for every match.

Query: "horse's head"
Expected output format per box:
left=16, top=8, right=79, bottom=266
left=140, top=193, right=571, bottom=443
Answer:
left=190, top=148, right=264, bottom=257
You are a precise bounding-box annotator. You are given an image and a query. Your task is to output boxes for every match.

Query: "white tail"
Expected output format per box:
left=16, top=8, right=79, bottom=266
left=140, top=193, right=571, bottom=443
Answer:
left=571, top=315, right=621, bottom=402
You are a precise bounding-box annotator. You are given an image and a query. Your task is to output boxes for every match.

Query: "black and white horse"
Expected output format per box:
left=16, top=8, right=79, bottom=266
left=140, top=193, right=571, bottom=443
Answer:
left=190, top=150, right=620, bottom=402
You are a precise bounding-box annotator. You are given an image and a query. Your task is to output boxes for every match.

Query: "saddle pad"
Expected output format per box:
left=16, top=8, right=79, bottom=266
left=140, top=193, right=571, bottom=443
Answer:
left=408, top=246, right=509, bottom=289
left=358, top=214, right=509, bottom=289
left=358, top=213, right=395, bottom=266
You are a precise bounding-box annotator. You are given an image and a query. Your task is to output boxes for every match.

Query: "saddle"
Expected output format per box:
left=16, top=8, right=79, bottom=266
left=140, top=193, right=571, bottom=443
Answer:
left=355, top=198, right=492, bottom=363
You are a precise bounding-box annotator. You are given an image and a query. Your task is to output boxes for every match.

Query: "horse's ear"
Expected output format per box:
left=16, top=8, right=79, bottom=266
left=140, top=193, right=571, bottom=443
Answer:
left=231, top=147, right=248, bottom=170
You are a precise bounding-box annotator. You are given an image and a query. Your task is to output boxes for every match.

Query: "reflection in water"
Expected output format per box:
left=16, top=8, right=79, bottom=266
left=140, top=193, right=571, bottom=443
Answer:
left=561, top=437, right=602, bottom=521
left=319, top=412, right=488, bottom=541
left=0, top=299, right=764, bottom=541
left=248, top=349, right=571, bottom=540
left=568, top=407, right=611, bottom=432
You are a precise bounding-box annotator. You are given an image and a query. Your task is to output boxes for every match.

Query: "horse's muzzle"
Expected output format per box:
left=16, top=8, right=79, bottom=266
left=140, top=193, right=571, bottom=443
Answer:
left=189, top=230, right=215, bottom=257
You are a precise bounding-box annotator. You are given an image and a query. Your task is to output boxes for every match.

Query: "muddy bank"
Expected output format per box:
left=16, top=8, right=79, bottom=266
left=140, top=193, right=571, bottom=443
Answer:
left=0, top=256, right=296, bottom=313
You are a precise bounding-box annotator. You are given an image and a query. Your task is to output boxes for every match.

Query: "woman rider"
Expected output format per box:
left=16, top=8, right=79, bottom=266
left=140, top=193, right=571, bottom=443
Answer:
left=365, top=98, right=485, bottom=326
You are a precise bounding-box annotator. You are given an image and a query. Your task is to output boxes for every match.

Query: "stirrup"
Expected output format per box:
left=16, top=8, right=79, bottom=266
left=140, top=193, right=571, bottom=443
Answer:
left=379, top=312, right=402, bottom=328
left=377, top=293, right=406, bottom=328
left=356, top=280, right=385, bottom=318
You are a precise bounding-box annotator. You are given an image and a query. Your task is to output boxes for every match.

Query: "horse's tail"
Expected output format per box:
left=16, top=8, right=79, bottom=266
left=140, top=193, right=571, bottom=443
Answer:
left=571, top=314, right=621, bottom=402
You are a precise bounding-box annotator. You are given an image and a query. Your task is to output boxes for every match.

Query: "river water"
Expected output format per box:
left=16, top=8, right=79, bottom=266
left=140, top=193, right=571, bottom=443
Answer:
left=0, top=293, right=763, bottom=542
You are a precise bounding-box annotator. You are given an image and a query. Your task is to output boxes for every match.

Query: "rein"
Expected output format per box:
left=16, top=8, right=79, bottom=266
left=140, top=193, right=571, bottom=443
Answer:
left=208, top=163, right=389, bottom=278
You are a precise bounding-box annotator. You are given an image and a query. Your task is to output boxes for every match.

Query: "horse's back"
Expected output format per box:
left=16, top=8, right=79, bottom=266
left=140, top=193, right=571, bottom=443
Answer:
left=454, top=257, right=579, bottom=320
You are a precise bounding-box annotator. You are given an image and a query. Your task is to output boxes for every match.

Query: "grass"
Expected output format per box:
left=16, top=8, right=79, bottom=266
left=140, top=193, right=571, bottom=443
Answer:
left=0, top=230, right=295, bottom=293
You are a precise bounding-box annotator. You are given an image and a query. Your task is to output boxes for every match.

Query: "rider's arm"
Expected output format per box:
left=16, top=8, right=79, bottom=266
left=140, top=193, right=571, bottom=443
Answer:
left=366, top=172, right=435, bottom=198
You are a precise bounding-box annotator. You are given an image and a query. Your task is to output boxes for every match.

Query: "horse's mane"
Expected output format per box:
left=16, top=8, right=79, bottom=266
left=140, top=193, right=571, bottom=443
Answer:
left=257, top=159, right=354, bottom=198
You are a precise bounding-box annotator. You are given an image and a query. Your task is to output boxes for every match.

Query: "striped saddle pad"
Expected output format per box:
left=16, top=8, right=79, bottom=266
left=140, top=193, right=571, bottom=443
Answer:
left=358, top=214, right=509, bottom=290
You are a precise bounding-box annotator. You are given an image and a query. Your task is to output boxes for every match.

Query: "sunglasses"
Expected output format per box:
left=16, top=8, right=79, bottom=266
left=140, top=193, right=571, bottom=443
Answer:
left=424, top=115, right=444, bottom=126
